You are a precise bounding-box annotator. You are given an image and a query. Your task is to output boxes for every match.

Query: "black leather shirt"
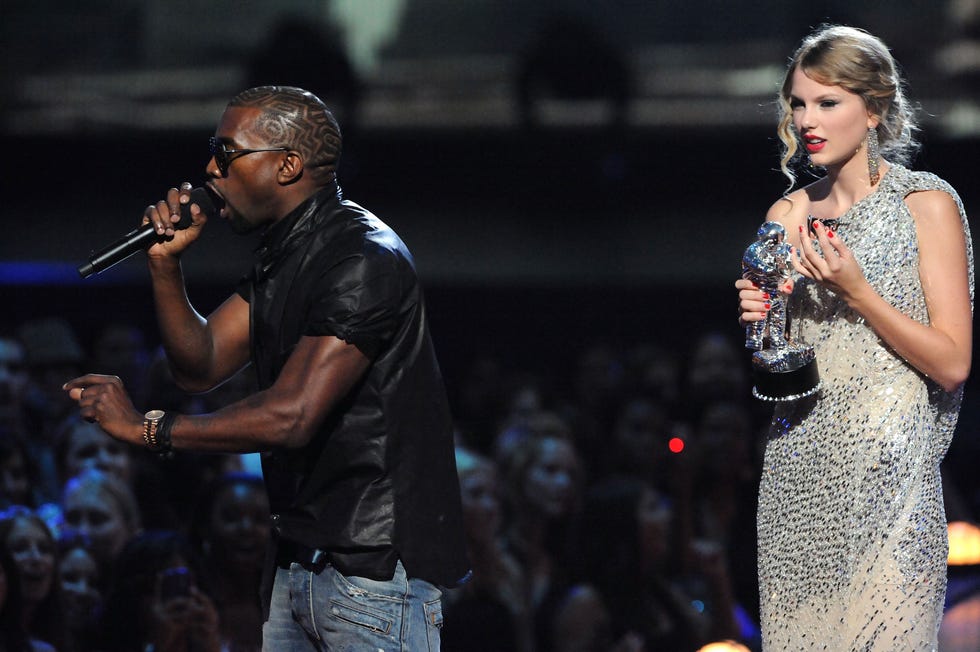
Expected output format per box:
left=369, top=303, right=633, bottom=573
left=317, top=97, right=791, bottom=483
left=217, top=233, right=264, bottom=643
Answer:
left=237, top=184, right=469, bottom=592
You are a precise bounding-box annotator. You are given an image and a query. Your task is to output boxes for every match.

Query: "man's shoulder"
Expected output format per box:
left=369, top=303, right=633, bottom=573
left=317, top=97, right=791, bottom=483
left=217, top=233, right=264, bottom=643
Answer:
left=298, top=204, right=415, bottom=293
left=328, top=200, right=411, bottom=261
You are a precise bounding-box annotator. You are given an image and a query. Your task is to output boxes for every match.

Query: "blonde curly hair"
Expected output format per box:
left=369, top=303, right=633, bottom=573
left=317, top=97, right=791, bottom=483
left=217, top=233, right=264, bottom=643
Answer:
left=776, top=25, right=918, bottom=189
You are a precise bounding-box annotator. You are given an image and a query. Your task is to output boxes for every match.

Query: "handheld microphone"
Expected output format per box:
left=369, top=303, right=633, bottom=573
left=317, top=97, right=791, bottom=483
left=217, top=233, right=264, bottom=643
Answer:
left=77, top=187, right=218, bottom=278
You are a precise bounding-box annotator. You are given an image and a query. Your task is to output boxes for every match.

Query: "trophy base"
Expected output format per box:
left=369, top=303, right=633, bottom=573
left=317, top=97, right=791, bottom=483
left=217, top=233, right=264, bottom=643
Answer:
left=751, top=355, right=821, bottom=402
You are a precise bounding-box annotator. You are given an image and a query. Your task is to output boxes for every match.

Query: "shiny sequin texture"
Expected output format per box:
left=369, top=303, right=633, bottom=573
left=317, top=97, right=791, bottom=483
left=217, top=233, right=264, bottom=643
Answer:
left=758, top=164, right=974, bottom=651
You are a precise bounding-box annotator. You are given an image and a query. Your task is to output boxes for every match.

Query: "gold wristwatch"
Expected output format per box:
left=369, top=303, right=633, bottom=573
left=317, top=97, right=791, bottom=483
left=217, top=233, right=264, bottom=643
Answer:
left=143, top=409, right=165, bottom=450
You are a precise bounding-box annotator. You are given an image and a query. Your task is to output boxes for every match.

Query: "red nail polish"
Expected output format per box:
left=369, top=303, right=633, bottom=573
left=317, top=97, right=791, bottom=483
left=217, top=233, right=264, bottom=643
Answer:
left=764, top=303, right=771, bottom=310
left=798, top=225, right=803, bottom=232
left=762, top=292, right=770, bottom=299
left=827, top=231, right=835, bottom=238
left=784, top=284, right=792, bottom=291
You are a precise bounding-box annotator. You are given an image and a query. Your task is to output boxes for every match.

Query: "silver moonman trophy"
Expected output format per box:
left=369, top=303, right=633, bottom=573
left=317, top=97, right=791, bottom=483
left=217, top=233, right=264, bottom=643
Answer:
left=742, top=222, right=821, bottom=401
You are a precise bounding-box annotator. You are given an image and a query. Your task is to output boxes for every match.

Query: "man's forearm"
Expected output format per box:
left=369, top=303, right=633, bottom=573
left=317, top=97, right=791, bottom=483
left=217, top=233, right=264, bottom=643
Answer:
left=149, top=257, right=215, bottom=387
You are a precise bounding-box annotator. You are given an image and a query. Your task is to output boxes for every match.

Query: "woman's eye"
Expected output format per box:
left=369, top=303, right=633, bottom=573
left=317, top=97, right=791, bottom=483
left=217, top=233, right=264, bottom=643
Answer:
left=820, top=100, right=838, bottom=108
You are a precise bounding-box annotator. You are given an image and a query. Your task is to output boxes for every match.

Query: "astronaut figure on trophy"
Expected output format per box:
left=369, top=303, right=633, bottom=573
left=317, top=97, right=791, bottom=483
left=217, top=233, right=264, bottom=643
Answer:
left=742, top=221, right=820, bottom=401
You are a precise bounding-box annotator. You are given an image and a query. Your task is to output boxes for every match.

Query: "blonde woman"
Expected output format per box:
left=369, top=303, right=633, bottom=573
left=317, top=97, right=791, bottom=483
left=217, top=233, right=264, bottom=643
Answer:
left=736, top=25, right=973, bottom=650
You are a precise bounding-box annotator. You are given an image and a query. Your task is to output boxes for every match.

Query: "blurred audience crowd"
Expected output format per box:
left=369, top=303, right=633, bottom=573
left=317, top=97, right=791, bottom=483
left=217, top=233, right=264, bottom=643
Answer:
left=0, top=314, right=974, bottom=652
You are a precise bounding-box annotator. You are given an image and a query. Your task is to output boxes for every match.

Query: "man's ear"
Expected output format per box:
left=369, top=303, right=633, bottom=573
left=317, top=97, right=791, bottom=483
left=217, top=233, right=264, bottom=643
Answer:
left=278, top=151, right=304, bottom=183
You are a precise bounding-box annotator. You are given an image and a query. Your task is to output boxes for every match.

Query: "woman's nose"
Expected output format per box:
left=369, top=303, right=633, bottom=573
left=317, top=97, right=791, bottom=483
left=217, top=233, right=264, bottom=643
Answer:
left=798, top=108, right=816, bottom=130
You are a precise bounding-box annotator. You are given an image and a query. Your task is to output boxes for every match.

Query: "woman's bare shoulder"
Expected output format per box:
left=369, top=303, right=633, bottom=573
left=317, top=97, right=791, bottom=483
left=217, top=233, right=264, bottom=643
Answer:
left=905, top=187, right=961, bottom=223
left=766, top=188, right=810, bottom=227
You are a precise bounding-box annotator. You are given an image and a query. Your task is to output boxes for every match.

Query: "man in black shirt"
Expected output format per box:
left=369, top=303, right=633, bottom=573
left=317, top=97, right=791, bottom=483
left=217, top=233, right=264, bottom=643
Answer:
left=66, top=86, right=469, bottom=650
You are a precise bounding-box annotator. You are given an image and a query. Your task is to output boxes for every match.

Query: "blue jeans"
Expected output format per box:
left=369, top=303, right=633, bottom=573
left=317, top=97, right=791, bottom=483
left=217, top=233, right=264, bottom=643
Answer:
left=262, top=559, right=444, bottom=651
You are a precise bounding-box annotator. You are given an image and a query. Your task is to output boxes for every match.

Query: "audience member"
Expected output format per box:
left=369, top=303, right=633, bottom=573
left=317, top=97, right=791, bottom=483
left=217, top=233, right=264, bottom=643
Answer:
left=680, top=332, right=750, bottom=421
left=500, top=433, right=583, bottom=651
left=0, top=545, right=54, bottom=652
left=18, top=318, right=87, bottom=503
left=57, top=533, right=103, bottom=652
left=689, top=400, right=762, bottom=632
left=0, top=431, right=42, bottom=509
left=495, top=407, right=572, bottom=468
left=599, top=394, right=702, bottom=574
left=0, top=335, right=29, bottom=434
left=554, top=476, right=738, bottom=651
left=54, top=414, right=190, bottom=533
left=18, top=318, right=85, bottom=433
left=442, top=447, right=533, bottom=652
left=55, top=417, right=133, bottom=487
left=499, top=373, right=550, bottom=434
left=563, top=343, right=626, bottom=479
left=602, top=394, right=672, bottom=484
left=101, top=530, right=220, bottom=652
left=622, top=343, right=683, bottom=409
left=60, top=469, right=141, bottom=582
left=0, top=507, right=65, bottom=651
left=189, top=472, right=269, bottom=652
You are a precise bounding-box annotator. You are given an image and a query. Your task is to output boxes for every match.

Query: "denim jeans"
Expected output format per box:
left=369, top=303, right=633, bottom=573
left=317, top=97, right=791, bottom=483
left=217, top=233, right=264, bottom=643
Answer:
left=262, top=559, right=444, bottom=651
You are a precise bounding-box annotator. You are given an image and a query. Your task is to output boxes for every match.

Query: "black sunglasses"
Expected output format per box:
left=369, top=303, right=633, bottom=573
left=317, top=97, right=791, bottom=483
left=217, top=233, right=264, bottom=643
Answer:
left=209, top=136, right=289, bottom=177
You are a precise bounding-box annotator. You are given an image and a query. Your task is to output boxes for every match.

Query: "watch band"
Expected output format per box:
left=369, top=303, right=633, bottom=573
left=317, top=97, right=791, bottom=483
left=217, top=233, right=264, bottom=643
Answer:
left=143, top=409, right=165, bottom=450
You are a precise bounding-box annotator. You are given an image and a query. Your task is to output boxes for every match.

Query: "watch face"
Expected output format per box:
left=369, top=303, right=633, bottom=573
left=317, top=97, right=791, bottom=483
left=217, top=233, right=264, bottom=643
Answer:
left=145, top=409, right=165, bottom=421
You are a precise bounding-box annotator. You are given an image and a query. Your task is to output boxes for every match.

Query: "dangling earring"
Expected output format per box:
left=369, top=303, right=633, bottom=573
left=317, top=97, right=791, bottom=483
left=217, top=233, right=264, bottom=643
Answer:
left=867, top=126, right=880, bottom=185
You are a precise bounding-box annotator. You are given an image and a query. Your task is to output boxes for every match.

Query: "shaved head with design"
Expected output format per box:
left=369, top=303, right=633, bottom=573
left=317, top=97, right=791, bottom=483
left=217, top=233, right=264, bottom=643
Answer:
left=228, top=86, right=342, bottom=185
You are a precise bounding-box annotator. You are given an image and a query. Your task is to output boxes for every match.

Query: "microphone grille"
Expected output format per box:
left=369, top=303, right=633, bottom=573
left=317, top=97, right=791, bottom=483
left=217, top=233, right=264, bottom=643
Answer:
left=176, top=187, right=218, bottom=229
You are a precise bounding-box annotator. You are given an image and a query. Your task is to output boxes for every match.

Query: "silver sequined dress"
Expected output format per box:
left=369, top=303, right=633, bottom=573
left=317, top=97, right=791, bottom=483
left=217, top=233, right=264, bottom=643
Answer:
left=758, top=164, right=974, bottom=651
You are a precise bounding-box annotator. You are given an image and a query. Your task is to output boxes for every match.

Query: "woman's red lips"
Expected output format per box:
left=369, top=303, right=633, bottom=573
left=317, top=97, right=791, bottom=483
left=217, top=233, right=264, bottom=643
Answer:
left=804, top=136, right=826, bottom=153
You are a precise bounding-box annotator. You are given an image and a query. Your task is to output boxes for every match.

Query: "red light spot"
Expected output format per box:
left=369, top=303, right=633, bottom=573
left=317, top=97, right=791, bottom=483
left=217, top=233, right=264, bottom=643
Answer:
left=668, top=437, right=685, bottom=454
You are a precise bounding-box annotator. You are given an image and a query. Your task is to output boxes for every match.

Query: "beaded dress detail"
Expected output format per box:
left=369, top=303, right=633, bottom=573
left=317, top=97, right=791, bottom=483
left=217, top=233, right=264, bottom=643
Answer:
left=758, top=164, right=974, bottom=651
